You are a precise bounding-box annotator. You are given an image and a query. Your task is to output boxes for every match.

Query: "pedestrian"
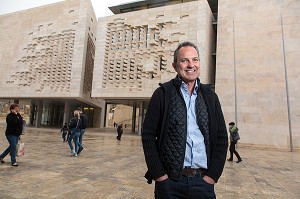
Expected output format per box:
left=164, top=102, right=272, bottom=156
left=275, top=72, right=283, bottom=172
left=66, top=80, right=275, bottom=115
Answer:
left=60, top=122, right=68, bottom=142
left=67, top=110, right=82, bottom=157
left=0, top=103, right=24, bottom=166
left=142, top=41, right=228, bottom=199
left=116, top=124, right=123, bottom=141
left=21, top=119, right=26, bottom=135
left=76, top=107, right=88, bottom=155
left=227, top=122, right=242, bottom=163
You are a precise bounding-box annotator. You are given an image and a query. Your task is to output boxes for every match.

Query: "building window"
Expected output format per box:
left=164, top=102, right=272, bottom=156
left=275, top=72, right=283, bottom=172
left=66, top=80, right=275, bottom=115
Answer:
left=120, top=8, right=132, bottom=13
left=147, top=3, right=165, bottom=9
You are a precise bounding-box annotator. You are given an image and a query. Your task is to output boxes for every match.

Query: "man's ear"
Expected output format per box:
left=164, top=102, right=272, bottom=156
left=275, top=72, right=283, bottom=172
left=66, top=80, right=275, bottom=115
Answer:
left=172, top=63, right=177, bottom=71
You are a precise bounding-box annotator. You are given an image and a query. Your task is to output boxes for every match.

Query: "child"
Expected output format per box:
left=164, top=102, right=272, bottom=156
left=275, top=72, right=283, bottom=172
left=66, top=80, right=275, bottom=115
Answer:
left=60, top=123, right=68, bottom=142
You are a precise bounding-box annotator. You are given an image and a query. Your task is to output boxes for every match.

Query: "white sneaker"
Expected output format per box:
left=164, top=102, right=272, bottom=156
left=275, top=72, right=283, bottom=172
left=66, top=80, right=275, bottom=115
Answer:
left=74, top=153, right=77, bottom=157
left=70, top=150, right=76, bottom=156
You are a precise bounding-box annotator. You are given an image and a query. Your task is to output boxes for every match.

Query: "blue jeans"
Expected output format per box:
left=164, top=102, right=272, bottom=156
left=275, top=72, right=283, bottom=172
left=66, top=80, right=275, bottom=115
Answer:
left=155, top=174, right=216, bottom=199
left=79, top=129, right=86, bottom=148
left=68, top=129, right=80, bottom=153
left=0, top=135, right=19, bottom=164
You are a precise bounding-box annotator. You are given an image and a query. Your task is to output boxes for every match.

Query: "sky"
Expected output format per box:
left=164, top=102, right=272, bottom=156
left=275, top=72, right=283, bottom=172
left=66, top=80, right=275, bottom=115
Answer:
left=0, top=0, right=133, bottom=18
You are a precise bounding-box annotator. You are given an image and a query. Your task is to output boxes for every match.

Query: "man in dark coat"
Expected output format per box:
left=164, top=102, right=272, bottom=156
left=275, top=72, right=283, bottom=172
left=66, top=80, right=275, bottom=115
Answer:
left=116, top=124, right=123, bottom=141
left=142, top=42, right=228, bottom=199
left=76, top=107, right=88, bottom=155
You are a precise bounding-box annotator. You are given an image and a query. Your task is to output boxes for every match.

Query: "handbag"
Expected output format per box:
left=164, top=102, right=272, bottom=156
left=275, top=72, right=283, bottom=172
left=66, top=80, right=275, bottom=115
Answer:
left=17, top=142, right=25, bottom=157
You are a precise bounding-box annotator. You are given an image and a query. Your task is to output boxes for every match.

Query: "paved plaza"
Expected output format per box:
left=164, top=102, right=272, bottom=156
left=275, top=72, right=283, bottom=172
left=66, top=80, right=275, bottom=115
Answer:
left=0, top=126, right=299, bottom=199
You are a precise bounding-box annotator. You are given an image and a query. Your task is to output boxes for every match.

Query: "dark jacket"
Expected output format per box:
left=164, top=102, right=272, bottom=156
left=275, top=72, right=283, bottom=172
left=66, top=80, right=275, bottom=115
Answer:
left=6, top=112, right=23, bottom=136
left=69, top=117, right=82, bottom=131
left=142, top=77, right=228, bottom=183
left=80, top=113, right=88, bottom=129
left=117, top=125, right=123, bottom=135
left=61, top=124, right=68, bottom=132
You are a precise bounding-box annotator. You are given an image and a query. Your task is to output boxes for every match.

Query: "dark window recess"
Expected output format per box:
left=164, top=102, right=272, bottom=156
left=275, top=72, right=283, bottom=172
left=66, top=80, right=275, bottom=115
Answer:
left=147, top=2, right=165, bottom=9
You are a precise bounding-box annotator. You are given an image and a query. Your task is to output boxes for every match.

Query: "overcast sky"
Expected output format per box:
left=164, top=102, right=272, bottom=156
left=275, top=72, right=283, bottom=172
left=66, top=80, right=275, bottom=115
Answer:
left=0, top=0, right=132, bottom=18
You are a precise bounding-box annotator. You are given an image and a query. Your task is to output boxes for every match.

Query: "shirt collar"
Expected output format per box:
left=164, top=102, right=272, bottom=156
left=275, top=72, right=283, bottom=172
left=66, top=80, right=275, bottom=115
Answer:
left=179, top=78, right=199, bottom=95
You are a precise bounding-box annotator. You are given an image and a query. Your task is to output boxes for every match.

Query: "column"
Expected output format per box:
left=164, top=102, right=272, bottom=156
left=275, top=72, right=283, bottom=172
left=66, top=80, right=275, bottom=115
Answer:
left=35, top=100, right=43, bottom=128
left=131, top=106, right=137, bottom=133
left=94, top=107, right=102, bottom=128
left=63, top=101, right=70, bottom=124
left=138, top=101, right=145, bottom=136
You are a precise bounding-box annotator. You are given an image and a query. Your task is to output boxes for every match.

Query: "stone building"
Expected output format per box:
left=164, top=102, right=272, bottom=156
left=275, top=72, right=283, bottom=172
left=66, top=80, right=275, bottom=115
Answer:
left=215, top=0, right=300, bottom=150
left=93, top=0, right=300, bottom=150
left=0, top=0, right=104, bottom=127
left=93, top=0, right=216, bottom=133
left=0, top=0, right=299, bottom=150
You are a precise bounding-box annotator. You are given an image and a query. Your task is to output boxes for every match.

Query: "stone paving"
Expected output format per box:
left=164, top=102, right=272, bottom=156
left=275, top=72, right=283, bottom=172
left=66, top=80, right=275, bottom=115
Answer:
left=0, top=127, right=299, bottom=199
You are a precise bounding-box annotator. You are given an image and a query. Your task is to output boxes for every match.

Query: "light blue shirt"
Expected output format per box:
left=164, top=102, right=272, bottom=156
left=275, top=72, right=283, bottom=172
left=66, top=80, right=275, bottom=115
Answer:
left=180, top=81, right=207, bottom=169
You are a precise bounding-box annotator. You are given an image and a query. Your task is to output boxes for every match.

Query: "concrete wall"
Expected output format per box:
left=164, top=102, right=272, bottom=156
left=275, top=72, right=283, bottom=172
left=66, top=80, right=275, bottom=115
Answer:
left=0, top=0, right=102, bottom=107
left=216, top=0, right=300, bottom=150
left=92, top=0, right=215, bottom=98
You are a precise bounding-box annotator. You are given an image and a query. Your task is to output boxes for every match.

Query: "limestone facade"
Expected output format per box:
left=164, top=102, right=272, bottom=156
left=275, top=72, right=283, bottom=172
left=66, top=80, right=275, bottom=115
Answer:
left=92, top=0, right=215, bottom=99
left=1, top=0, right=299, bottom=149
left=0, top=0, right=101, bottom=106
left=0, top=0, right=104, bottom=127
left=216, top=0, right=300, bottom=149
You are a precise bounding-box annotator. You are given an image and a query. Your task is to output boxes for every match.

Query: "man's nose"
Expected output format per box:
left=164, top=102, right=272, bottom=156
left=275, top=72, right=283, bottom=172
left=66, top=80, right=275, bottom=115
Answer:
left=187, top=60, right=194, bottom=66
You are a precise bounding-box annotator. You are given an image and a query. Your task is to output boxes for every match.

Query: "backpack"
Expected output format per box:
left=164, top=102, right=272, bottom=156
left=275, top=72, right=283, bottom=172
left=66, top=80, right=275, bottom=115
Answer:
left=80, top=114, right=88, bottom=129
left=232, top=129, right=240, bottom=141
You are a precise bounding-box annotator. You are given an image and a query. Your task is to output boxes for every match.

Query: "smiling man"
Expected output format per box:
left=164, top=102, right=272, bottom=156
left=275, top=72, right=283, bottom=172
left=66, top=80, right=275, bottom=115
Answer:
left=142, top=41, right=228, bottom=199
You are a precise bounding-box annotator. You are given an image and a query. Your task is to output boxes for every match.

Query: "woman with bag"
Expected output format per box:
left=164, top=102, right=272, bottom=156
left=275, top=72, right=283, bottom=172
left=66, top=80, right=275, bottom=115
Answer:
left=227, top=122, right=242, bottom=163
left=0, top=103, right=24, bottom=166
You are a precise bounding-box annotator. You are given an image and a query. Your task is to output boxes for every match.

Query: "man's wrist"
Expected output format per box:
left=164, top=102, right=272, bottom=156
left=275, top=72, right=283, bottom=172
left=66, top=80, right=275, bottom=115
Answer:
left=203, top=175, right=215, bottom=185
left=155, top=174, right=168, bottom=182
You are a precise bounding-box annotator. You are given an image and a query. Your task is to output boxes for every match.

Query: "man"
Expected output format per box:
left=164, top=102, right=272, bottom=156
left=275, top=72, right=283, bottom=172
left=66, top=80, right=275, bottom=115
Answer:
left=68, top=110, right=82, bottom=157
left=116, top=124, right=123, bottom=141
left=76, top=107, right=88, bottom=155
left=227, top=122, right=242, bottom=163
left=142, top=41, right=228, bottom=199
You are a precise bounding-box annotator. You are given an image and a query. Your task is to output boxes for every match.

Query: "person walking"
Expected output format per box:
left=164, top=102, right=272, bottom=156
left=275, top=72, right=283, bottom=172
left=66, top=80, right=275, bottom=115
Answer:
left=142, top=41, right=228, bottom=199
left=227, top=122, right=242, bottom=163
left=76, top=107, right=88, bottom=155
left=0, top=104, right=24, bottom=166
left=21, top=119, right=26, bottom=135
left=116, top=124, right=123, bottom=141
left=67, top=110, right=82, bottom=157
left=60, top=123, right=68, bottom=142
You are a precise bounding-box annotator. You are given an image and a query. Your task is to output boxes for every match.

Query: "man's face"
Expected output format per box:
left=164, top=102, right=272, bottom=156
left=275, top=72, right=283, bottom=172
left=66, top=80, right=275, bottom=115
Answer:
left=11, top=106, right=19, bottom=114
left=172, top=46, right=200, bottom=84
